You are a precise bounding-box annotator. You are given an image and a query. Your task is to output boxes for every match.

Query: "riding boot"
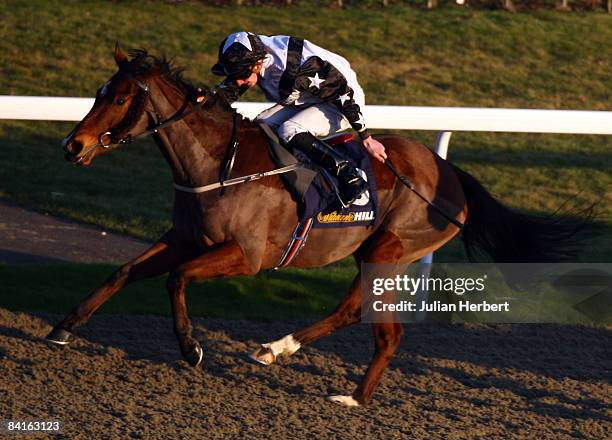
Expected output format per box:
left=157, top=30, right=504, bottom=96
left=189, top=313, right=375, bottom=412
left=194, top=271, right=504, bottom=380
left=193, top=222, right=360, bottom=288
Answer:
left=286, top=132, right=367, bottom=207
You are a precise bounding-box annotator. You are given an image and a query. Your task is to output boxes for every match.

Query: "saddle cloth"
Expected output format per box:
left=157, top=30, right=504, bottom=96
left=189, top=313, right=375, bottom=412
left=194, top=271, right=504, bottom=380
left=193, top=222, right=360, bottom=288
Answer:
left=259, top=123, right=378, bottom=229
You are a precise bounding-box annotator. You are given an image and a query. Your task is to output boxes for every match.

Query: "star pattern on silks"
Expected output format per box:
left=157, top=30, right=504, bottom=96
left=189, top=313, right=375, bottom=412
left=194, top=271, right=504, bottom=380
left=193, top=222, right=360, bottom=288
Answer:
left=354, top=113, right=365, bottom=128
left=338, top=93, right=351, bottom=106
left=308, top=73, right=325, bottom=89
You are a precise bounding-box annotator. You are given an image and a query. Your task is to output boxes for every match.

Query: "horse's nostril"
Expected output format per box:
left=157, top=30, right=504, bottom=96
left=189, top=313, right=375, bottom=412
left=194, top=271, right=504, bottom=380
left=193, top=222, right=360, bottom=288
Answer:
left=69, top=140, right=84, bottom=155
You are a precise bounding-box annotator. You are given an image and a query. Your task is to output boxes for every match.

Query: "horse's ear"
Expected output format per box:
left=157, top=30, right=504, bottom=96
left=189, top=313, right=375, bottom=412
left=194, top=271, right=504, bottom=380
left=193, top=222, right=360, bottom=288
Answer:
left=114, top=42, right=128, bottom=68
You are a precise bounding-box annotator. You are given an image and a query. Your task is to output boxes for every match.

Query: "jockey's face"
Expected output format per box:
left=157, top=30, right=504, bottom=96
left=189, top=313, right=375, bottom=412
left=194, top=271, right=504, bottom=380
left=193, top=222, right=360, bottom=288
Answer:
left=235, top=71, right=258, bottom=88
left=235, top=60, right=263, bottom=88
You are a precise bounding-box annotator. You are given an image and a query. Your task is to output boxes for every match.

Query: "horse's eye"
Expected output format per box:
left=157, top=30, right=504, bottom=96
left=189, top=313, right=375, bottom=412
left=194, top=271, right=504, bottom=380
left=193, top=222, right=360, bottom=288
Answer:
left=115, top=97, right=126, bottom=105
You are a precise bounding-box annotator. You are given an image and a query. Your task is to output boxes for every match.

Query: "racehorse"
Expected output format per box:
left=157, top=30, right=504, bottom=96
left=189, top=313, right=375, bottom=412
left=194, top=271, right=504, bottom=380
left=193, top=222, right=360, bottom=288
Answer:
left=47, top=46, right=586, bottom=407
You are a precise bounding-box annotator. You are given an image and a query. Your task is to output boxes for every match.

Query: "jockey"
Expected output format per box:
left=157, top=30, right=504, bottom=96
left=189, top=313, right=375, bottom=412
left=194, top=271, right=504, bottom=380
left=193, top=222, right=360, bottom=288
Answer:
left=211, top=31, right=387, bottom=207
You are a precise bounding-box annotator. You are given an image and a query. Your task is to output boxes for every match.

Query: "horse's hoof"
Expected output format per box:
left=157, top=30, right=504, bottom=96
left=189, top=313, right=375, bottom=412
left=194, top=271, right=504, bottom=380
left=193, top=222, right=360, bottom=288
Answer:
left=327, top=395, right=361, bottom=407
left=184, top=343, right=204, bottom=368
left=249, top=346, right=276, bottom=366
left=45, top=327, right=73, bottom=346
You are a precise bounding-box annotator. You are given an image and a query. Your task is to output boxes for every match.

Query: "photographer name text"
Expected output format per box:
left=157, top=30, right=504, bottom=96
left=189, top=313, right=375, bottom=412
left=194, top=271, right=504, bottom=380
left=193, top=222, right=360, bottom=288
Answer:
left=372, top=300, right=510, bottom=312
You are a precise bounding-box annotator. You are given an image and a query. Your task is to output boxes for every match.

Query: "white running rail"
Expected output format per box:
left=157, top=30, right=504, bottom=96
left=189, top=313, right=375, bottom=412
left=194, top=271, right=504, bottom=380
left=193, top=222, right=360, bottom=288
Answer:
left=2, top=95, right=611, bottom=320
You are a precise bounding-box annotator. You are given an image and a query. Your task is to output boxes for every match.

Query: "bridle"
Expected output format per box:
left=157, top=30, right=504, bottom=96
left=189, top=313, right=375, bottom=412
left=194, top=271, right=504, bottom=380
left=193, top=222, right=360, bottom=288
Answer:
left=71, top=73, right=302, bottom=196
left=74, top=72, right=211, bottom=164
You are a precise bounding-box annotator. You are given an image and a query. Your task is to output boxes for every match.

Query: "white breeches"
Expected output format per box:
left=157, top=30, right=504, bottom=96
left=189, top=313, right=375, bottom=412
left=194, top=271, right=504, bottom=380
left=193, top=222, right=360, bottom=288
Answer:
left=255, top=103, right=352, bottom=144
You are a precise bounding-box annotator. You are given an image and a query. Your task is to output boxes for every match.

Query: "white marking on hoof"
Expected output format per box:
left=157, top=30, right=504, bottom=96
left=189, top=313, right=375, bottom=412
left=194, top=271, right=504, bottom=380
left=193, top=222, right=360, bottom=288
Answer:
left=327, top=395, right=361, bottom=407
left=249, top=346, right=276, bottom=366
left=262, top=334, right=301, bottom=357
left=46, top=338, right=70, bottom=346
left=193, top=345, right=203, bottom=368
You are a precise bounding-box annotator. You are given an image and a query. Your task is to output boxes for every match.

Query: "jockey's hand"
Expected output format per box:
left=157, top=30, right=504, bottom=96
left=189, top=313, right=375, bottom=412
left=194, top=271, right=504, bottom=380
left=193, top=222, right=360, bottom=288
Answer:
left=362, top=135, right=387, bottom=163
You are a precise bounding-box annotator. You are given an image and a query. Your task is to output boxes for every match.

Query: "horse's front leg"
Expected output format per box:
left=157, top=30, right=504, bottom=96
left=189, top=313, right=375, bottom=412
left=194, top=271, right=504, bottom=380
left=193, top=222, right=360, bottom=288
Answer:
left=165, top=241, right=252, bottom=367
left=46, top=230, right=193, bottom=345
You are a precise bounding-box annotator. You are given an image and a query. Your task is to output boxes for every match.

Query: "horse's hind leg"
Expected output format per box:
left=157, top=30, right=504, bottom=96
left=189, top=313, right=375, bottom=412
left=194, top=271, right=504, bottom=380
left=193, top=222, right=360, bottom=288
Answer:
left=251, top=271, right=405, bottom=407
left=250, top=230, right=405, bottom=365
left=250, top=274, right=363, bottom=365
left=251, top=229, right=415, bottom=406
left=46, top=230, right=193, bottom=345
left=328, top=322, right=403, bottom=407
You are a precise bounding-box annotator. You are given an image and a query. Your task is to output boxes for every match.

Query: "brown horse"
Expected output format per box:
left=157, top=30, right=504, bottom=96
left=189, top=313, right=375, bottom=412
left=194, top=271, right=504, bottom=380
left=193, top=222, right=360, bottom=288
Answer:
left=48, top=47, right=584, bottom=406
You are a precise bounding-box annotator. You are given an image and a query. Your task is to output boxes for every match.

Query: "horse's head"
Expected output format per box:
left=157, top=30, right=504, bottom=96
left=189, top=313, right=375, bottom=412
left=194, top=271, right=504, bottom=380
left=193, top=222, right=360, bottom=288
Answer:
left=62, top=45, right=153, bottom=166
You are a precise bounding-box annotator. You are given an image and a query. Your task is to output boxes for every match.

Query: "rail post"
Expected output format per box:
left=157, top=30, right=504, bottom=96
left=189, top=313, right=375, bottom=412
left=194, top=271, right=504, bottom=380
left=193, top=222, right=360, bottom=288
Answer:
left=415, top=131, right=453, bottom=322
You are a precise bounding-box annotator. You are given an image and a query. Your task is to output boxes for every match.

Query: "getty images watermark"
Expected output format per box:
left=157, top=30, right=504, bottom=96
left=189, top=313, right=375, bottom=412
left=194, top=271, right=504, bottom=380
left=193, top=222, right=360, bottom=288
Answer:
left=370, top=272, right=507, bottom=312
left=360, top=263, right=612, bottom=324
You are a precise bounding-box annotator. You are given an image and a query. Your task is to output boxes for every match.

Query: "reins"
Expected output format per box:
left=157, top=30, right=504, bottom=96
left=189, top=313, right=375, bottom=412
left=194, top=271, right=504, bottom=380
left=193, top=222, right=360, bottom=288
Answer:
left=81, top=73, right=464, bottom=229
left=384, top=159, right=464, bottom=230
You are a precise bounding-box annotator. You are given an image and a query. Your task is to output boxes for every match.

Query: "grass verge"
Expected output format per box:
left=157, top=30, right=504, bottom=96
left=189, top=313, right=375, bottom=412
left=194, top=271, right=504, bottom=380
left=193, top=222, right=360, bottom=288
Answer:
left=0, top=260, right=356, bottom=321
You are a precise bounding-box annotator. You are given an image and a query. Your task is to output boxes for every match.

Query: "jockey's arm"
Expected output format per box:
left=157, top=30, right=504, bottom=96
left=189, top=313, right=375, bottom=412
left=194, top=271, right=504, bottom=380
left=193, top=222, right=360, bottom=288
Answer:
left=291, top=58, right=387, bottom=162
left=215, top=79, right=250, bottom=104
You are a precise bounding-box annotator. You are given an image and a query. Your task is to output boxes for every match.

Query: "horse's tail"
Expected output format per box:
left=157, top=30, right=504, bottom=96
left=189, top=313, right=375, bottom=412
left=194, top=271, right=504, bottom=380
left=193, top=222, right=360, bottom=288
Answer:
left=452, top=164, right=592, bottom=263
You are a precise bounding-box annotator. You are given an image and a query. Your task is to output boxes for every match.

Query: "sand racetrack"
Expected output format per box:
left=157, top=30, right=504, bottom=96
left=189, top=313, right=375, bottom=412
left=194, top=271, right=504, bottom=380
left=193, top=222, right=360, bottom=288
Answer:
left=0, top=308, right=610, bottom=439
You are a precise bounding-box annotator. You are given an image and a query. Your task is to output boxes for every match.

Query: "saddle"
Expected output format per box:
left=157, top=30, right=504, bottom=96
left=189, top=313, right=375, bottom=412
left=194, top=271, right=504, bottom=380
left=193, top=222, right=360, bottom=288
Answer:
left=257, top=124, right=378, bottom=269
left=259, top=124, right=376, bottom=217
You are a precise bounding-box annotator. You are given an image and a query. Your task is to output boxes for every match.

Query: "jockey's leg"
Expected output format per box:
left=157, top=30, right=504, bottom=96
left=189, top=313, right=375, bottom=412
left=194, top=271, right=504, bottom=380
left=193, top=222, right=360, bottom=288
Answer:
left=254, top=103, right=301, bottom=129
left=276, top=102, right=350, bottom=141
left=277, top=104, right=366, bottom=207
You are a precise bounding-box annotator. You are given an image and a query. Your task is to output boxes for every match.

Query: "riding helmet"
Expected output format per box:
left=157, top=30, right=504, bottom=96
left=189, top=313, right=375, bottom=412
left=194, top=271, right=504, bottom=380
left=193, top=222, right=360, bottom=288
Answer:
left=211, top=32, right=267, bottom=80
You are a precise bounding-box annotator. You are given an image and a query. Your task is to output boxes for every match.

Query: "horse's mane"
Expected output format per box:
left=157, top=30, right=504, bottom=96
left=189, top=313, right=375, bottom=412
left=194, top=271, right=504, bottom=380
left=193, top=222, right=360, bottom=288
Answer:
left=123, top=49, right=200, bottom=97
left=121, top=48, right=241, bottom=118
